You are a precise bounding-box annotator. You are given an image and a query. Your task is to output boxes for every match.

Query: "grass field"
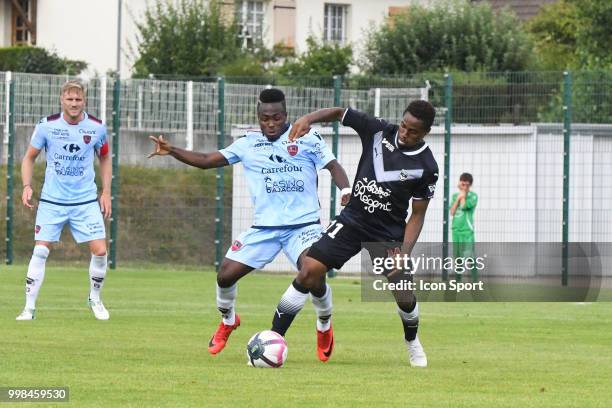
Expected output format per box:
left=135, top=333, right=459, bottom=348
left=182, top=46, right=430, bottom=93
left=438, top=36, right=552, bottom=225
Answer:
left=1, top=265, right=611, bottom=407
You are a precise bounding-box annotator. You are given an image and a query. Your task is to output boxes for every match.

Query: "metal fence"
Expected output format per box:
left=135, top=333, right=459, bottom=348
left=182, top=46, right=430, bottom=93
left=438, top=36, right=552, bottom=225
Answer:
left=1, top=71, right=611, bottom=278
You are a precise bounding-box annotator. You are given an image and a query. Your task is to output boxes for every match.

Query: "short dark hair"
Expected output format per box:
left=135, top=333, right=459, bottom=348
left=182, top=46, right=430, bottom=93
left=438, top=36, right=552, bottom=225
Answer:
left=258, top=88, right=286, bottom=112
left=460, top=173, right=473, bottom=184
left=403, top=100, right=435, bottom=130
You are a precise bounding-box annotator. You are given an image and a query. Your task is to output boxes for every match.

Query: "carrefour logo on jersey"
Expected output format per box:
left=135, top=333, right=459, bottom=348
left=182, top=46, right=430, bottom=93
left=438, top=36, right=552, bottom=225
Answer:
left=261, top=164, right=303, bottom=174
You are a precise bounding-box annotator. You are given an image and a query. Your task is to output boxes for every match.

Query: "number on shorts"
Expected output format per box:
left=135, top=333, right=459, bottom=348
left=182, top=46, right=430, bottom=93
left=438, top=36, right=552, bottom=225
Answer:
left=325, top=221, right=344, bottom=239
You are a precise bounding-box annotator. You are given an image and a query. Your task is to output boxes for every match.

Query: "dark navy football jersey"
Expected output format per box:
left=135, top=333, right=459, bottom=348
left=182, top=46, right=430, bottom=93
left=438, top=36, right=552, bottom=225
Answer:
left=338, top=108, right=439, bottom=241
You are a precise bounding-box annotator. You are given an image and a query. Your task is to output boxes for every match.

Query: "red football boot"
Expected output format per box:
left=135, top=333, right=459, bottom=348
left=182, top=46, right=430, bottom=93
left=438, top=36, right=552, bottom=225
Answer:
left=317, top=323, right=334, bottom=362
left=208, top=314, right=241, bottom=355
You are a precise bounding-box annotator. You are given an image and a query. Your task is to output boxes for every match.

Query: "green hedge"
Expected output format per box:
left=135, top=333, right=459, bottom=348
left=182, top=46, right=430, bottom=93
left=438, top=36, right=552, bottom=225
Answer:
left=0, top=165, right=233, bottom=266
left=0, top=46, right=86, bottom=74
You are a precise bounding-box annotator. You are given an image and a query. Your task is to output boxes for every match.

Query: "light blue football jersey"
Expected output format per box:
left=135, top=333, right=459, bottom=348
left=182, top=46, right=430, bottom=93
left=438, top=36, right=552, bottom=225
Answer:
left=220, top=125, right=334, bottom=227
left=30, top=112, right=108, bottom=204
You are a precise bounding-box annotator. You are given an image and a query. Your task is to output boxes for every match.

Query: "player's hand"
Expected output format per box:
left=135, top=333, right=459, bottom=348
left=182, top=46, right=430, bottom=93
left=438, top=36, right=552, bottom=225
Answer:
left=148, top=135, right=172, bottom=158
left=99, top=191, right=112, bottom=219
left=288, top=116, right=311, bottom=142
left=340, top=188, right=351, bottom=206
left=22, top=185, right=34, bottom=209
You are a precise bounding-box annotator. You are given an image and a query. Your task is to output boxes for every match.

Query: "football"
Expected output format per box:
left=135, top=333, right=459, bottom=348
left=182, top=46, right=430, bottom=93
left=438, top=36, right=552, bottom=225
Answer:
left=246, top=330, right=288, bottom=368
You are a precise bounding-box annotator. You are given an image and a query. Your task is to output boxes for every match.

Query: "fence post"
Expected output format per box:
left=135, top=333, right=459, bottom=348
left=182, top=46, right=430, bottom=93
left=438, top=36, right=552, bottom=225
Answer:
left=109, top=78, right=121, bottom=269
left=327, top=75, right=342, bottom=278
left=100, top=75, right=107, bottom=125
left=215, top=77, right=225, bottom=272
left=5, top=78, right=15, bottom=265
left=562, top=71, right=572, bottom=286
left=186, top=81, right=194, bottom=150
left=442, top=74, right=452, bottom=282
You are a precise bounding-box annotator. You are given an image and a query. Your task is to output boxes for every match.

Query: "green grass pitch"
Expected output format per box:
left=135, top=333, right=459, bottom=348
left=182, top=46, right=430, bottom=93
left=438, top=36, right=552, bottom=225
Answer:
left=1, top=265, right=611, bottom=407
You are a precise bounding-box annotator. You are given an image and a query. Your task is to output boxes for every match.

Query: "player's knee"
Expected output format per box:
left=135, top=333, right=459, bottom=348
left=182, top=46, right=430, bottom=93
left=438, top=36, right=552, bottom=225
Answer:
left=91, top=249, right=107, bottom=257
left=217, top=268, right=236, bottom=288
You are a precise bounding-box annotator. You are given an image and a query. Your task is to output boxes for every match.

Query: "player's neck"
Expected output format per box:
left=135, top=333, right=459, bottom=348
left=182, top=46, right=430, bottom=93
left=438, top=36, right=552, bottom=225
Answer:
left=63, top=112, right=85, bottom=125
left=264, top=123, right=290, bottom=142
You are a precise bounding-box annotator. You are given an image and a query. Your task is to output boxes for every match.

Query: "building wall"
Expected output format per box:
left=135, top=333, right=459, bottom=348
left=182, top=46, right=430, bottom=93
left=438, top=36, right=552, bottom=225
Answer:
left=476, top=0, right=557, bottom=20
left=2, top=0, right=424, bottom=77
left=0, top=0, right=12, bottom=47
left=293, top=0, right=421, bottom=65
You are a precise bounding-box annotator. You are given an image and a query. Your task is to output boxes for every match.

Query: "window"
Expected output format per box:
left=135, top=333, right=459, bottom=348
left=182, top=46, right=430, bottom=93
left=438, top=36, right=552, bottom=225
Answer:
left=324, top=4, right=348, bottom=44
left=236, top=0, right=266, bottom=49
left=12, top=0, right=36, bottom=45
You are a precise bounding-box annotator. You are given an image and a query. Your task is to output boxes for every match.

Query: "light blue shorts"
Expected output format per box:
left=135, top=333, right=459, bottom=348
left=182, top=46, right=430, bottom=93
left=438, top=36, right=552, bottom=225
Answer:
left=225, top=223, right=323, bottom=270
left=34, top=200, right=106, bottom=243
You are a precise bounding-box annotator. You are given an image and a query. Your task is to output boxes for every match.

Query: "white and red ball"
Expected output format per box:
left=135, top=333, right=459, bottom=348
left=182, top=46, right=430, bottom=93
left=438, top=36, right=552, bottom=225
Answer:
left=246, top=330, right=288, bottom=368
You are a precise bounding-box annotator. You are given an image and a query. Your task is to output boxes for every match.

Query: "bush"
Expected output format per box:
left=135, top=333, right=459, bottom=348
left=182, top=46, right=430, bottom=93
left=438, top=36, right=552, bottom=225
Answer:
left=132, top=0, right=249, bottom=78
left=0, top=46, right=86, bottom=74
left=361, top=0, right=536, bottom=75
left=275, top=36, right=352, bottom=77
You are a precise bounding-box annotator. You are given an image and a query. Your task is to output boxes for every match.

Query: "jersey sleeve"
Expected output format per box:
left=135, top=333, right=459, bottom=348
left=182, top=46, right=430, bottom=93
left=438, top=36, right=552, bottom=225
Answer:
left=30, top=121, right=47, bottom=150
left=306, top=130, right=335, bottom=170
left=341, top=108, right=388, bottom=141
left=412, top=170, right=439, bottom=201
left=219, top=136, right=248, bottom=165
left=95, top=125, right=109, bottom=156
left=464, top=192, right=478, bottom=210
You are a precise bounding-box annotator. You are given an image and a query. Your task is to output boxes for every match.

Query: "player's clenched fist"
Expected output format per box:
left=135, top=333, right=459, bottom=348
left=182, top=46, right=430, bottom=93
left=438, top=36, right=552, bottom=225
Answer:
left=148, top=135, right=172, bottom=158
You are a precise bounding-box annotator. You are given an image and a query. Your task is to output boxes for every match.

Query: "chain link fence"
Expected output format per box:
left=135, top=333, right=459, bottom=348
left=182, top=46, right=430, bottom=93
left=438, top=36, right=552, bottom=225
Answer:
left=1, top=71, right=611, bottom=278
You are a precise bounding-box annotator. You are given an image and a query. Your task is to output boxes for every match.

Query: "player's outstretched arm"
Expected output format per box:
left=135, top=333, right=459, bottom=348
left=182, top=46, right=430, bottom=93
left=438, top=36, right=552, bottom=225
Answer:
left=148, top=135, right=229, bottom=169
left=324, top=159, right=352, bottom=206
left=289, top=108, right=345, bottom=142
left=21, top=146, right=41, bottom=209
left=402, top=199, right=430, bottom=256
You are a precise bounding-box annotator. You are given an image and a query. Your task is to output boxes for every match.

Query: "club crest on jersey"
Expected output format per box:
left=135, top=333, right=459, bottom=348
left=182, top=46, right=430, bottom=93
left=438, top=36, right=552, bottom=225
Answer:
left=35, top=225, right=41, bottom=234
left=83, top=135, right=91, bottom=144
left=399, top=169, right=410, bottom=181
left=231, top=240, right=243, bottom=251
left=287, top=144, right=299, bottom=156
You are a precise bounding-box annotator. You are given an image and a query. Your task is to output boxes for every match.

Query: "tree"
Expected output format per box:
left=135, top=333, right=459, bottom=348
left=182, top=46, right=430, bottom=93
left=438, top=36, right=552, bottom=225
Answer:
left=131, top=0, right=246, bottom=77
left=0, top=46, right=86, bottom=74
left=361, top=0, right=536, bottom=75
left=528, top=0, right=612, bottom=70
left=275, top=36, right=352, bottom=77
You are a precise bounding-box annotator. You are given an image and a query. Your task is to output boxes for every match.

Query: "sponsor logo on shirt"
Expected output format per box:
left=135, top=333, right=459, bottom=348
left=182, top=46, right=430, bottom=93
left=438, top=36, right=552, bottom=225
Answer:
left=383, top=138, right=395, bottom=152
left=264, top=176, right=305, bottom=193
left=354, top=177, right=392, bottom=213
left=53, top=152, right=85, bottom=161
left=53, top=161, right=85, bottom=176
left=79, top=129, right=96, bottom=135
left=261, top=164, right=303, bottom=174
left=51, top=128, right=70, bottom=139
left=62, top=144, right=81, bottom=153
left=268, top=154, right=286, bottom=163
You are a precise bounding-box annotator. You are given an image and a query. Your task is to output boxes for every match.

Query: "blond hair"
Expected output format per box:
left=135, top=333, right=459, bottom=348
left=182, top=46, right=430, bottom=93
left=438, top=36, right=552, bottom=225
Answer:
left=61, top=80, right=86, bottom=97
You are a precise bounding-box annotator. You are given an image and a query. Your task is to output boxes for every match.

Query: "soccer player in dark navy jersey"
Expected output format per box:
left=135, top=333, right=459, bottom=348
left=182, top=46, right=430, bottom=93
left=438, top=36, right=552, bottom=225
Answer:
left=271, top=100, right=438, bottom=366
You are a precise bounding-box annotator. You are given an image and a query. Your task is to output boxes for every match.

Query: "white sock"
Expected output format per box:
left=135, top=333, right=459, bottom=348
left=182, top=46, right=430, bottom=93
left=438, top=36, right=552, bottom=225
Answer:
left=25, top=245, right=50, bottom=310
left=89, top=254, right=107, bottom=302
left=216, top=283, right=237, bottom=325
left=311, top=284, right=333, bottom=332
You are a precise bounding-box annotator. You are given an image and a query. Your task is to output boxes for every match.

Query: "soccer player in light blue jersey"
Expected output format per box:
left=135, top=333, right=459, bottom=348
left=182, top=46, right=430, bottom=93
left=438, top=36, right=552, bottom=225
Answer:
left=149, top=89, right=350, bottom=360
left=16, top=80, right=112, bottom=321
